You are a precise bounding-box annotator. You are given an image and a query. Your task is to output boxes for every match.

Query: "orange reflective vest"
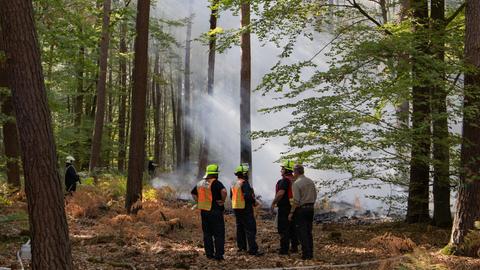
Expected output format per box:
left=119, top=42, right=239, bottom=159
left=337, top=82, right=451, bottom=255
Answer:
left=231, top=180, right=245, bottom=209
left=197, top=179, right=213, bottom=211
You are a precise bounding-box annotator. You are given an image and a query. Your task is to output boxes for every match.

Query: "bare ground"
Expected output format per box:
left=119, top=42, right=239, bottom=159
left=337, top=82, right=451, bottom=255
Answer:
left=1, top=187, right=480, bottom=270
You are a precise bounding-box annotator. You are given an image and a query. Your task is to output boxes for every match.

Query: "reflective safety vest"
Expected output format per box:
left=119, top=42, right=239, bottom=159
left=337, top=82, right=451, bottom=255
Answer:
left=231, top=180, right=245, bottom=209
left=275, top=178, right=294, bottom=205
left=197, top=179, right=213, bottom=211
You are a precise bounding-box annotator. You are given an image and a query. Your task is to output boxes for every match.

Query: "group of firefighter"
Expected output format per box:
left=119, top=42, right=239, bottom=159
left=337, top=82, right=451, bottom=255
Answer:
left=63, top=155, right=317, bottom=261
left=191, top=160, right=317, bottom=261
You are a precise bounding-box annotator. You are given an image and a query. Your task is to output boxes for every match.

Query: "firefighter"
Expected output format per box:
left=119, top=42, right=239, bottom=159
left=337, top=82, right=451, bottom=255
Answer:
left=231, top=164, right=264, bottom=256
left=191, top=164, right=227, bottom=260
left=65, top=156, right=81, bottom=195
left=270, top=160, right=298, bottom=255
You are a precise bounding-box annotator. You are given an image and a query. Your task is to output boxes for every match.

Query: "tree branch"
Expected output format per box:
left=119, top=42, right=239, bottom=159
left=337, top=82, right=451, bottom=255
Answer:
left=348, top=0, right=393, bottom=35
left=445, top=2, right=465, bottom=26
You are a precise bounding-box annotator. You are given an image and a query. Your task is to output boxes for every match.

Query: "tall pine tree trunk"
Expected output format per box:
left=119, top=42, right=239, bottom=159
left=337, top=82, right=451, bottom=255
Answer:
left=450, top=0, right=480, bottom=251
left=240, top=0, right=253, bottom=182
left=197, top=0, right=219, bottom=178
left=175, top=67, right=183, bottom=169
left=431, top=0, right=452, bottom=228
left=183, top=12, right=192, bottom=164
left=90, top=0, right=112, bottom=173
left=118, top=22, right=128, bottom=172
left=74, top=45, right=84, bottom=127
left=125, top=0, right=150, bottom=214
left=2, top=93, right=21, bottom=189
left=153, top=51, right=161, bottom=167
left=406, top=0, right=431, bottom=223
left=0, top=1, right=73, bottom=268
left=0, top=25, right=20, bottom=189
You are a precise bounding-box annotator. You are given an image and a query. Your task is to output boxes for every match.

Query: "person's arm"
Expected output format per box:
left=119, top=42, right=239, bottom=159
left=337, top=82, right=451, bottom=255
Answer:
left=270, top=190, right=285, bottom=212
left=289, top=182, right=300, bottom=220
left=191, top=186, right=198, bottom=202
left=217, top=188, right=227, bottom=206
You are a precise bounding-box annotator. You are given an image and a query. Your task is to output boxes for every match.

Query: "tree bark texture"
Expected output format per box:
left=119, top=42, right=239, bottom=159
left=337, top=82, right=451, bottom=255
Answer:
left=183, top=13, right=192, bottom=164
left=175, top=68, right=183, bottom=169
left=153, top=51, right=161, bottom=167
left=117, top=22, right=128, bottom=172
left=126, top=0, right=150, bottom=214
left=0, top=1, right=73, bottom=268
left=406, top=0, right=431, bottom=223
left=450, top=0, right=480, bottom=249
left=2, top=93, right=21, bottom=188
left=90, top=0, right=112, bottom=173
left=0, top=23, right=20, bottom=188
left=240, top=0, right=253, bottom=183
left=431, top=0, right=452, bottom=228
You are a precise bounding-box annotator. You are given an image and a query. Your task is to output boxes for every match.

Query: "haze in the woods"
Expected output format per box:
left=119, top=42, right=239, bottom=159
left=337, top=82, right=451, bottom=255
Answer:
left=2, top=0, right=480, bottom=269
left=153, top=0, right=394, bottom=210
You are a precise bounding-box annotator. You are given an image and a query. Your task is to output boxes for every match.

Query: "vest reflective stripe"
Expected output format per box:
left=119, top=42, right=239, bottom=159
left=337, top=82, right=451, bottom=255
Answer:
left=197, top=180, right=213, bottom=211
left=231, top=181, right=245, bottom=209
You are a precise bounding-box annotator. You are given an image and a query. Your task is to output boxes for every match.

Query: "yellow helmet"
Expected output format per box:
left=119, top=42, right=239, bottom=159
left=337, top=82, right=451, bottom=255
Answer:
left=281, top=160, right=295, bottom=171
left=234, top=164, right=249, bottom=174
left=203, top=164, right=219, bottom=178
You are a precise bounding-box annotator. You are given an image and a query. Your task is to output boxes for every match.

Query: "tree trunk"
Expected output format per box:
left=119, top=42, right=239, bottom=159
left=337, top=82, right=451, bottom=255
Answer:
left=117, top=22, right=128, bottom=172
left=240, top=0, right=253, bottom=183
left=125, top=0, right=150, bottom=214
left=406, top=0, right=431, bottom=223
left=153, top=51, right=161, bottom=167
left=0, top=24, right=20, bottom=189
left=379, top=0, right=388, bottom=23
left=170, top=65, right=181, bottom=168
left=0, top=1, right=73, bottom=268
left=175, top=67, right=183, bottom=169
left=183, top=11, right=192, bottom=164
left=450, top=0, right=480, bottom=251
left=197, top=0, right=219, bottom=178
left=1, top=93, right=21, bottom=189
left=431, top=0, right=452, bottom=228
left=74, top=45, right=84, bottom=127
left=90, top=0, right=112, bottom=173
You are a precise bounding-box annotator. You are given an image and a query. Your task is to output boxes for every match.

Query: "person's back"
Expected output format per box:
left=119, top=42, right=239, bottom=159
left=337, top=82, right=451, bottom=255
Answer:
left=65, top=156, right=80, bottom=193
left=293, top=175, right=317, bottom=205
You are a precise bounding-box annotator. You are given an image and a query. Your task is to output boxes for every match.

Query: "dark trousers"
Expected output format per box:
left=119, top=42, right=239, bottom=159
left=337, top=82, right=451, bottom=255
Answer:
left=201, top=210, right=225, bottom=259
left=234, top=209, right=258, bottom=253
left=277, top=206, right=298, bottom=253
left=65, top=182, right=76, bottom=192
left=295, top=207, right=314, bottom=258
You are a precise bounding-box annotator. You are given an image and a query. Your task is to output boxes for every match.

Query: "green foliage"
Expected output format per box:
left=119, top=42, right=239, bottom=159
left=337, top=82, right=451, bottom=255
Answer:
left=0, top=211, right=28, bottom=223
left=232, top=0, right=467, bottom=199
left=97, top=175, right=127, bottom=200
left=83, top=177, right=95, bottom=186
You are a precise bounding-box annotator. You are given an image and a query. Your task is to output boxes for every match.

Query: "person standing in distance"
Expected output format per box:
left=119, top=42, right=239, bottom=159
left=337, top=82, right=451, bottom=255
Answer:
left=191, top=164, right=227, bottom=260
left=271, top=160, right=298, bottom=255
left=65, top=155, right=80, bottom=195
left=289, top=164, right=317, bottom=260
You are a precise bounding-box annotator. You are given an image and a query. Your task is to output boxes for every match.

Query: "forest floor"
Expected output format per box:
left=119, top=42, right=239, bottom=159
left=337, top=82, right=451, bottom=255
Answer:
left=1, top=180, right=480, bottom=270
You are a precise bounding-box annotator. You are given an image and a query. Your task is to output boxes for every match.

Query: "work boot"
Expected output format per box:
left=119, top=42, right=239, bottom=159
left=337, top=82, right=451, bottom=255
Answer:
left=248, top=250, right=264, bottom=257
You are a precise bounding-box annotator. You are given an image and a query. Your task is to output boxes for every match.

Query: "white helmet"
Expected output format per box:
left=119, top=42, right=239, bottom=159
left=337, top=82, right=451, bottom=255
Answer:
left=66, top=156, right=75, bottom=163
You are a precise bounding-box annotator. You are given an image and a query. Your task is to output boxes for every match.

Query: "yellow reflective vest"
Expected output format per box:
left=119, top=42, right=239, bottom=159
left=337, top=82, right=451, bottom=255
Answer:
left=231, top=180, right=246, bottom=209
left=197, top=179, right=213, bottom=211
